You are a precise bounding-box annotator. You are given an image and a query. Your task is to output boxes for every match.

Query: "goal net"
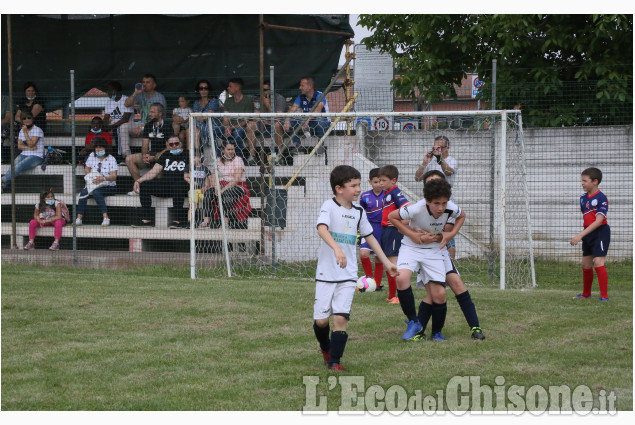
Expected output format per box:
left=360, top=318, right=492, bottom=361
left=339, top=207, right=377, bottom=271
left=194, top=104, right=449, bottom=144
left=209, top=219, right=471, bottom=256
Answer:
left=187, top=109, right=535, bottom=289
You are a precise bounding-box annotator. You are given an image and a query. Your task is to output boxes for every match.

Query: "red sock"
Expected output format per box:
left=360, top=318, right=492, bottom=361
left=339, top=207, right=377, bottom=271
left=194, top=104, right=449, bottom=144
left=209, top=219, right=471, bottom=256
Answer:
left=360, top=257, right=373, bottom=278
left=387, top=273, right=397, bottom=299
left=374, top=262, right=384, bottom=287
left=595, top=266, right=608, bottom=299
left=582, top=268, right=594, bottom=297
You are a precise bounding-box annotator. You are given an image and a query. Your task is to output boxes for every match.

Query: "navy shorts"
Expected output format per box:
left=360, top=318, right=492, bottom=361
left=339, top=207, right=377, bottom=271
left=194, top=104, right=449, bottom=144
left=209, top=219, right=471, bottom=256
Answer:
left=380, top=226, right=403, bottom=257
left=360, top=222, right=383, bottom=251
left=582, top=224, right=610, bottom=257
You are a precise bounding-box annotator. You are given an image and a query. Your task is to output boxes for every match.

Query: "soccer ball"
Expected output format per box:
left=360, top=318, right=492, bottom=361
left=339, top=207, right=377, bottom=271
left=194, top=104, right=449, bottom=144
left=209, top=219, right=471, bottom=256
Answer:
left=356, top=276, right=377, bottom=292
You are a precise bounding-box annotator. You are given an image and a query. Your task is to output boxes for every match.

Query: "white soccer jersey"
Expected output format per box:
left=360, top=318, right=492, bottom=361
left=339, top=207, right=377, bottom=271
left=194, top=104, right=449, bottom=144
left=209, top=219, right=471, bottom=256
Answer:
left=315, top=198, right=374, bottom=283
left=398, top=199, right=462, bottom=250
left=105, top=95, right=134, bottom=124
left=423, top=155, right=457, bottom=187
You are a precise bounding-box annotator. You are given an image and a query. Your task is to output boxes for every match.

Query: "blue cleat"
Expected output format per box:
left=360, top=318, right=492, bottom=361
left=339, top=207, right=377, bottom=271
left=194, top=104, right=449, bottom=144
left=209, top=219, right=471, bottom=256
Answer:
left=402, top=320, right=423, bottom=341
left=431, top=332, right=447, bottom=341
left=575, top=294, right=591, bottom=299
left=599, top=297, right=610, bottom=301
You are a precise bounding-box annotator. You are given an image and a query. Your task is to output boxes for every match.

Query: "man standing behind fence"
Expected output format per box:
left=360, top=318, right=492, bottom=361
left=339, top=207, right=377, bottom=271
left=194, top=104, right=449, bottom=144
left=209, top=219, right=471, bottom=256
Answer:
left=118, top=74, right=167, bottom=160
left=414, top=135, right=458, bottom=259
left=103, top=81, right=134, bottom=157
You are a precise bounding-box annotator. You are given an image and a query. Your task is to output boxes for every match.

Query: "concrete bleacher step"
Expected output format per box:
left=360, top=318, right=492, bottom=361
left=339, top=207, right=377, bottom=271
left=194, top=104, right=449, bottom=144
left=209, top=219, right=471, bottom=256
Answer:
left=2, top=219, right=263, bottom=250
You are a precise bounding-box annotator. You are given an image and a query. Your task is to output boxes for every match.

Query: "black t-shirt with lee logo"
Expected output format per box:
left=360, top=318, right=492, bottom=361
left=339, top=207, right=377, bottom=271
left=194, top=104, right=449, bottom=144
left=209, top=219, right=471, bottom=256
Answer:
left=160, top=150, right=189, bottom=184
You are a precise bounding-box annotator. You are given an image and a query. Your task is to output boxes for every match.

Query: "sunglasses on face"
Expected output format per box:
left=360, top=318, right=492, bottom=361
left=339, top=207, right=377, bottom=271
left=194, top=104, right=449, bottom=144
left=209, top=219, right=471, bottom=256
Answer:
left=23, top=117, right=33, bottom=120
left=198, top=86, right=209, bottom=90
left=168, top=142, right=181, bottom=147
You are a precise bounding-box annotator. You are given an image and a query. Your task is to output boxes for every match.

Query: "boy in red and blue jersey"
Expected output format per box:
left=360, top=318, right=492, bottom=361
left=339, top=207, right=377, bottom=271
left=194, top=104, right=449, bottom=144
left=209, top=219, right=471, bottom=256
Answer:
left=359, top=168, right=385, bottom=290
left=570, top=167, right=610, bottom=301
left=378, top=165, right=410, bottom=303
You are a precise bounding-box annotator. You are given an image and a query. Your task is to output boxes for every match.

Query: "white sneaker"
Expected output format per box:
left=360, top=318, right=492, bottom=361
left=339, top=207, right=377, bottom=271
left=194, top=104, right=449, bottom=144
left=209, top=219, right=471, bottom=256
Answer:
left=101, top=218, right=111, bottom=226
left=75, top=218, right=82, bottom=226
left=127, top=190, right=138, bottom=196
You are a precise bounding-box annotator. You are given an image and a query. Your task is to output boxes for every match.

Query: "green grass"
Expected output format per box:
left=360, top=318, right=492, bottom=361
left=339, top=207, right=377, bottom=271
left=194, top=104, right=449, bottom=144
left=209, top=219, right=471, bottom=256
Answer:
left=1, top=262, right=632, bottom=411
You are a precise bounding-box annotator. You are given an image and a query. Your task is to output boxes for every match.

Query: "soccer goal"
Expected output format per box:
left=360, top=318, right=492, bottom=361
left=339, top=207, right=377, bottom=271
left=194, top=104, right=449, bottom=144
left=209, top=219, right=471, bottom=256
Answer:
left=186, top=109, right=536, bottom=289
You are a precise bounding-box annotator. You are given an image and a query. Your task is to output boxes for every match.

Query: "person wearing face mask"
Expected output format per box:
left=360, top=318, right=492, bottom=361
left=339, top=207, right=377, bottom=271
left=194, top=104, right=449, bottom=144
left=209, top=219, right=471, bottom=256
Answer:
left=1, top=112, right=45, bottom=191
left=75, top=139, right=119, bottom=227
left=79, top=116, right=112, bottom=164
left=15, top=81, right=46, bottom=134
left=103, top=81, right=133, bottom=156
left=131, top=137, right=189, bottom=229
left=23, top=190, right=66, bottom=250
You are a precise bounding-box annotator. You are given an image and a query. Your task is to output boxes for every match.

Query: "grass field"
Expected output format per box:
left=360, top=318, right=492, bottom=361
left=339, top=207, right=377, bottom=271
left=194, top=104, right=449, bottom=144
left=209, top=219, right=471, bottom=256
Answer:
left=1, top=261, right=632, bottom=411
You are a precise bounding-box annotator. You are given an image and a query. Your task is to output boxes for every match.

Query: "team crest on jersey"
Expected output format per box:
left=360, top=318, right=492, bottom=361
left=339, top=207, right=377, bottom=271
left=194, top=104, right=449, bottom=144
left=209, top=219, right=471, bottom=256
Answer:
left=386, top=194, right=392, bottom=202
left=591, top=199, right=598, bottom=206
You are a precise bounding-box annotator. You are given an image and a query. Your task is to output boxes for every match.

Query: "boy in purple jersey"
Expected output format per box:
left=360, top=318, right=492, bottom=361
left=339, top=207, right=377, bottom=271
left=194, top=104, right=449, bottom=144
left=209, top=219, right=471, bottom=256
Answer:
left=378, top=165, right=410, bottom=303
left=359, top=168, right=385, bottom=289
left=570, top=167, right=610, bottom=300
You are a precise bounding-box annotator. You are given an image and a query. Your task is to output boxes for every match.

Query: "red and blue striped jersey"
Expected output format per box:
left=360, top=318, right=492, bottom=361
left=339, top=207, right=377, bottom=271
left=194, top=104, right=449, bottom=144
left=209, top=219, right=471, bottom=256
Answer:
left=381, top=185, right=409, bottom=227
left=359, top=189, right=384, bottom=224
left=580, top=190, right=608, bottom=228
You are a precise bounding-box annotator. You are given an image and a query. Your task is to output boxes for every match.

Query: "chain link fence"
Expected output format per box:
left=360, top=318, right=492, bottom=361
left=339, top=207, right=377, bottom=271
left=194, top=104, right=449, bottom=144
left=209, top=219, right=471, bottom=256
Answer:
left=1, top=78, right=632, bottom=283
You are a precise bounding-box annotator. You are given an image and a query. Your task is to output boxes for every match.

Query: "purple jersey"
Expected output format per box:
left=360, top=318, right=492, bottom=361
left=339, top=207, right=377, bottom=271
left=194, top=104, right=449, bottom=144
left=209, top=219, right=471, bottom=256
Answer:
left=359, top=189, right=384, bottom=224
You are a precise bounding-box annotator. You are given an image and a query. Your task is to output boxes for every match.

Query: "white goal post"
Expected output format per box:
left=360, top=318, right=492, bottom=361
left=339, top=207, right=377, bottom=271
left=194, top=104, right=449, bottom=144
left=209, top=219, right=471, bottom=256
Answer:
left=186, top=109, right=536, bottom=289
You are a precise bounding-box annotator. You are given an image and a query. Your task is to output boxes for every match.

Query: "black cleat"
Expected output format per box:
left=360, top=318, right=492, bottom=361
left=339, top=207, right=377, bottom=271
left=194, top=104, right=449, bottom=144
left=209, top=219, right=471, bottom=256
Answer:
left=471, top=327, right=485, bottom=340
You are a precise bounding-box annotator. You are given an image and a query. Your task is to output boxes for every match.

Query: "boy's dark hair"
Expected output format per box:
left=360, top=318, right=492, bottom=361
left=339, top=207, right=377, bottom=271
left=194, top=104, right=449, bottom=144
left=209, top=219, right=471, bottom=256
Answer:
left=369, top=168, right=380, bottom=180
left=143, top=73, right=157, bottom=84
left=330, top=165, right=361, bottom=195
left=91, top=116, right=103, bottom=124
left=582, top=167, right=602, bottom=184
left=378, top=165, right=399, bottom=181
left=423, top=179, right=452, bottom=202
left=21, top=111, right=33, bottom=120
left=228, top=77, right=244, bottom=89
left=106, top=81, right=122, bottom=92
left=150, top=102, right=164, bottom=114
left=423, top=170, right=445, bottom=182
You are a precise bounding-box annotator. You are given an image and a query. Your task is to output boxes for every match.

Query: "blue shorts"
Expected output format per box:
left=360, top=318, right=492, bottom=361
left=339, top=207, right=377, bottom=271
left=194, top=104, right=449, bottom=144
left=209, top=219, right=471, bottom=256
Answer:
left=582, top=224, right=610, bottom=257
left=360, top=222, right=383, bottom=251
left=380, top=226, right=403, bottom=257
left=446, top=237, right=456, bottom=249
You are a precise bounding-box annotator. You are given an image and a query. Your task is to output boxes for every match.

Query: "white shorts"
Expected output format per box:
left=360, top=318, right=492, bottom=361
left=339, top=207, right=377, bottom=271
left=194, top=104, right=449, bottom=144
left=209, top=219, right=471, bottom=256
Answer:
left=416, top=250, right=459, bottom=284
left=397, top=245, right=446, bottom=284
left=313, top=280, right=356, bottom=320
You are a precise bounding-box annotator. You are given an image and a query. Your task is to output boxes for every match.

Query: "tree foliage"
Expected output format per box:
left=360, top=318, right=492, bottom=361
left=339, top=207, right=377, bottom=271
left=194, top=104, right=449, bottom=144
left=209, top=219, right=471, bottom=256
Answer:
left=358, top=14, right=633, bottom=126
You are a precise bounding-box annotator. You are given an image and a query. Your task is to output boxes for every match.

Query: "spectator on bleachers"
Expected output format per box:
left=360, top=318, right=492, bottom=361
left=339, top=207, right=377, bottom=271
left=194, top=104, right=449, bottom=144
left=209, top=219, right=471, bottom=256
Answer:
left=184, top=154, right=214, bottom=228
left=23, top=190, right=65, bottom=251
left=118, top=74, right=167, bottom=159
left=125, top=103, right=173, bottom=192
left=79, top=116, right=112, bottom=163
left=15, top=81, right=47, bottom=135
left=191, top=79, right=222, bottom=156
left=172, top=95, right=192, bottom=147
left=1, top=112, right=44, bottom=191
left=75, top=139, right=118, bottom=227
left=131, top=136, right=189, bottom=229
left=283, top=76, right=330, bottom=154
left=207, top=140, right=252, bottom=229
left=103, top=81, right=134, bottom=156
left=221, top=77, right=259, bottom=165
left=1, top=95, right=10, bottom=158
left=258, top=81, right=288, bottom=154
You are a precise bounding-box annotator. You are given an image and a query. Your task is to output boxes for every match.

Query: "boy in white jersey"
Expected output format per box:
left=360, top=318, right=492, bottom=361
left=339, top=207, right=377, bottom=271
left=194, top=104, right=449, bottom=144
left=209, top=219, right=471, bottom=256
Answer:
left=413, top=170, right=485, bottom=340
left=314, top=165, right=398, bottom=371
left=388, top=179, right=465, bottom=341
